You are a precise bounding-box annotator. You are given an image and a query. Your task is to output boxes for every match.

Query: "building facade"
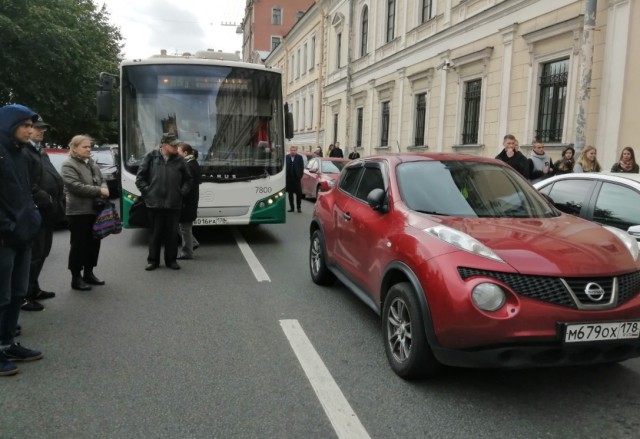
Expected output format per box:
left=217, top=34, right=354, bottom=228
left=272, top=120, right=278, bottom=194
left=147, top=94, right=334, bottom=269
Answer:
left=241, top=0, right=316, bottom=63
left=269, top=0, right=638, bottom=169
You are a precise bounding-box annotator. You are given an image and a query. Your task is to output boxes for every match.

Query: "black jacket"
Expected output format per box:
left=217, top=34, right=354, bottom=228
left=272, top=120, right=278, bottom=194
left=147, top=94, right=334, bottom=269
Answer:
left=180, top=155, right=201, bottom=223
left=0, top=104, right=41, bottom=247
left=136, top=149, right=193, bottom=210
left=496, top=149, right=530, bottom=179
left=329, top=147, right=344, bottom=158
left=25, top=142, right=65, bottom=226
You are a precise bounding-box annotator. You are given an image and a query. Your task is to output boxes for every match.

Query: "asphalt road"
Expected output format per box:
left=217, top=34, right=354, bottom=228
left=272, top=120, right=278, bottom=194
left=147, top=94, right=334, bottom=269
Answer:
left=2, top=200, right=640, bottom=438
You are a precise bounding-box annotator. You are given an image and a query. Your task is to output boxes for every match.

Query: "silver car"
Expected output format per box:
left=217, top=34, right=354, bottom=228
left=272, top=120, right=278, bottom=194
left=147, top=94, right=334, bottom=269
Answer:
left=534, top=172, right=640, bottom=245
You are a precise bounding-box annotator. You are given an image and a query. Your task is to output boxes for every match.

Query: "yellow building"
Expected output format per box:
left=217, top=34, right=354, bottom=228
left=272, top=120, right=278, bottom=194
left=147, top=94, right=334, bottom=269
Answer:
left=268, top=0, right=638, bottom=168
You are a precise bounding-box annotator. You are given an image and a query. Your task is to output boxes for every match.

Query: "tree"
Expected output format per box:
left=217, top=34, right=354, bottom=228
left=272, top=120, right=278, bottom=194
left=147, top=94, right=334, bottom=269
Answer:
left=0, top=0, right=122, bottom=145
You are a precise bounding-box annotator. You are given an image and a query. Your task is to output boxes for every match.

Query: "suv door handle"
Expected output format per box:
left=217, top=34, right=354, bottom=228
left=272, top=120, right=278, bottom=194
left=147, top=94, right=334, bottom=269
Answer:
left=343, top=212, right=351, bottom=221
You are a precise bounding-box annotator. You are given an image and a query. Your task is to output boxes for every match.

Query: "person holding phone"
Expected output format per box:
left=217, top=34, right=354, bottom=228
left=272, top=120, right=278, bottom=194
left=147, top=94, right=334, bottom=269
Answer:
left=528, top=140, right=555, bottom=183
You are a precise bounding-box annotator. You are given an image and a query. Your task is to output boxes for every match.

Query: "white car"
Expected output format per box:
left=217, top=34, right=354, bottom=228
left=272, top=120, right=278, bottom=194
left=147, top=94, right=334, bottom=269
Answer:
left=534, top=172, right=640, bottom=244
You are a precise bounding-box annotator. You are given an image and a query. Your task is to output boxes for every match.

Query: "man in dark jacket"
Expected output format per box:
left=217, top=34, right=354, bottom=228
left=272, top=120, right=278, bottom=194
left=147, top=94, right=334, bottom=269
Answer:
left=286, top=145, right=305, bottom=213
left=136, top=133, right=193, bottom=271
left=22, top=116, right=65, bottom=312
left=329, top=141, right=344, bottom=158
left=495, top=134, right=529, bottom=179
left=0, top=104, right=45, bottom=376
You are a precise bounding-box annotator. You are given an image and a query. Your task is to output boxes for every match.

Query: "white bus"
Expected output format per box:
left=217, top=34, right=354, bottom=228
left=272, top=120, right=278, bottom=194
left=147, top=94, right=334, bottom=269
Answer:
left=97, top=55, right=293, bottom=227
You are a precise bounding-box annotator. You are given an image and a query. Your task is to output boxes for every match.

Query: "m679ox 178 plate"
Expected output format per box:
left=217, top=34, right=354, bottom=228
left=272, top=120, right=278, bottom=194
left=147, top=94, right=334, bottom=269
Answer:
left=562, top=320, right=640, bottom=343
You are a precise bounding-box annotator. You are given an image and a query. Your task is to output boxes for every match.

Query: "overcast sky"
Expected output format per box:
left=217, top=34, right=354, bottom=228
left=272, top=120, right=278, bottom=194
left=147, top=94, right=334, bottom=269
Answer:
left=96, top=0, right=246, bottom=59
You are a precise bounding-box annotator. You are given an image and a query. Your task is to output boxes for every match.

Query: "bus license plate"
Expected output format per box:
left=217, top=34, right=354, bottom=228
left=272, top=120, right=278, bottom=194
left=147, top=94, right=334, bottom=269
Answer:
left=193, top=217, right=228, bottom=225
left=563, top=321, right=640, bottom=343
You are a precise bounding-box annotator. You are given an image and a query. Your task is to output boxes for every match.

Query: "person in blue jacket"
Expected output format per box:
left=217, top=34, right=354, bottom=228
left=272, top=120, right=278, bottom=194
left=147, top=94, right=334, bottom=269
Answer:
left=0, top=104, right=45, bottom=376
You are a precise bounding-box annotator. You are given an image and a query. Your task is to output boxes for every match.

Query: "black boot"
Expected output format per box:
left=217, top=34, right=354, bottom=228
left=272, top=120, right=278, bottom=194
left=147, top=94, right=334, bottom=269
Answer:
left=71, top=276, right=92, bottom=291
left=83, top=270, right=105, bottom=285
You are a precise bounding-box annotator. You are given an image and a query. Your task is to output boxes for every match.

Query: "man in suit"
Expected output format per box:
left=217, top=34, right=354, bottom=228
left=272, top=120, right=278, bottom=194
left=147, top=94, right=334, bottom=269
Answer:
left=285, top=145, right=304, bottom=213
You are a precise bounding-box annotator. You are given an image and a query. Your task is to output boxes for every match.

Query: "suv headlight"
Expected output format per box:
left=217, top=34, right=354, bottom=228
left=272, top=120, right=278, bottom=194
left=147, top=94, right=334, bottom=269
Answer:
left=425, top=225, right=504, bottom=263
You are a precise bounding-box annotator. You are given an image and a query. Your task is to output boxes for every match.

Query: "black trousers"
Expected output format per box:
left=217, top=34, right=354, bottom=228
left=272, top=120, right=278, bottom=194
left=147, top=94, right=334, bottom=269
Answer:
left=67, top=214, right=101, bottom=275
left=27, top=225, right=54, bottom=298
left=286, top=177, right=302, bottom=209
left=147, top=209, right=180, bottom=265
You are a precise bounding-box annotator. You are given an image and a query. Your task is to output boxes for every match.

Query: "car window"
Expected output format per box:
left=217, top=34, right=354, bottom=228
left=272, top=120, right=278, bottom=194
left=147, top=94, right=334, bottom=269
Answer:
left=321, top=161, right=346, bottom=174
left=544, top=179, right=593, bottom=216
left=91, top=150, right=115, bottom=166
left=339, top=166, right=364, bottom=196
left=46, top=153, right=67, bottom=173
left=397, top=161, right=556, bottom=218
left=593, top=182, right=640, bottom=231
left=355, top=168, right=385, bottom=201
left=307, top=158, right=317, bottom=170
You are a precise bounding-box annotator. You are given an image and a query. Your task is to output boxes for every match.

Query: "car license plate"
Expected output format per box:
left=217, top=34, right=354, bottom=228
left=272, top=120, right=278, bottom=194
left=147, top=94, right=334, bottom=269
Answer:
left=193, top=217, right=228, bottom=225
left=562, top=321, right=640, bottom=343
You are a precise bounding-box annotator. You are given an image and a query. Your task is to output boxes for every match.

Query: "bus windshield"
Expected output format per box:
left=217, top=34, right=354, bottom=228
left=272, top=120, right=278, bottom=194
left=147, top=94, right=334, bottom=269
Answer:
left=121, top=64, right=285, bottom=182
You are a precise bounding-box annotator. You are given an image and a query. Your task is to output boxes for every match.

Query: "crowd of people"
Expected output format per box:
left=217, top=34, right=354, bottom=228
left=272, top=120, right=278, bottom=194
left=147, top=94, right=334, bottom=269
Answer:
left=0, top=103, right=202, bottom=377
left=495, top=134, right=639, bottom=181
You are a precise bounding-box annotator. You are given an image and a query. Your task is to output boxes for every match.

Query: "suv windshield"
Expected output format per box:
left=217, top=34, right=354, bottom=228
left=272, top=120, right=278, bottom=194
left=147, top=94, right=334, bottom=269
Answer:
left=397, top=161, right=557, bottom=218
left=321, top=161, right=346, bottom=173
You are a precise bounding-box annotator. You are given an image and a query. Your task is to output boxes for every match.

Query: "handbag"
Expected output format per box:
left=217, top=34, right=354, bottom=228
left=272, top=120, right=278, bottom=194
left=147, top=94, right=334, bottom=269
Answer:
left=93, top=201, right=122, bottom=239
left=128, top=197, right=149, bottom=228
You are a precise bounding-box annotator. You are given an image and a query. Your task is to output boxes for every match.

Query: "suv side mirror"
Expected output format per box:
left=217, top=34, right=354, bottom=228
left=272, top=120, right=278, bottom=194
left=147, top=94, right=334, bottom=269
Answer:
left=367, top=188, right=387, bottom=212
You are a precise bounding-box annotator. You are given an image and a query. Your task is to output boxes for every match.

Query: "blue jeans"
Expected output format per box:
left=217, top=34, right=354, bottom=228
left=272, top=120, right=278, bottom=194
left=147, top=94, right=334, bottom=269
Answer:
left=0, top=245, right=31, bottom=345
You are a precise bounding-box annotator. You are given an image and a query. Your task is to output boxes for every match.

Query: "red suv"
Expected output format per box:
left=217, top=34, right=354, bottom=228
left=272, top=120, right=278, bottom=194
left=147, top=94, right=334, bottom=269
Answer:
left=309, top=154, right=640, bottom=379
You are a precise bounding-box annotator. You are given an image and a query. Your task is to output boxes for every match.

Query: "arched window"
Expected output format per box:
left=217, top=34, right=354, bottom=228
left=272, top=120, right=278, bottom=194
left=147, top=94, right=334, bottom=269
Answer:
left=360, top=6, right=369, bottom=57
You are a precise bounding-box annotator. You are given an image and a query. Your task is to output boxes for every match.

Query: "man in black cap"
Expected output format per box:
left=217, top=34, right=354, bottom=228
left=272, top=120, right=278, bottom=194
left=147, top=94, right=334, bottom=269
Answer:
left=22, top=116, right=65, bottom=311
left=135, top=133, right=193, bottom=271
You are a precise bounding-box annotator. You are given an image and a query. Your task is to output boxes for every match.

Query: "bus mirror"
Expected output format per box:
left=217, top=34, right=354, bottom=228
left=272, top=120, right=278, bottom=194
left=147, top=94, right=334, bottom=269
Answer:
left=97, top=72, right=116, bottom=121
left=97, top=90, right=112, bottom=121
left=285, top=111, right=294, bottom=140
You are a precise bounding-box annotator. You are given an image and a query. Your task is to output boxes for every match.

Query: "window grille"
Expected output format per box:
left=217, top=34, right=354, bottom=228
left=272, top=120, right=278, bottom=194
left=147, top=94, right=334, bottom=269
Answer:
left=414, top=94, right=426, bottom=146
left=462, top=79, right=481, bottom=144
left=356, top=108, right=363, bottom=147
left=381, top=102, right=390, bottom=146
left=536, top=59, right=568, bottom=142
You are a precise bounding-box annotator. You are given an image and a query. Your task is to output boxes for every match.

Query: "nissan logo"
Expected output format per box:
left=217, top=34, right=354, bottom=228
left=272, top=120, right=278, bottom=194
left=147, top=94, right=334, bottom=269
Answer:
left=584, top=282, right=606, bottom=302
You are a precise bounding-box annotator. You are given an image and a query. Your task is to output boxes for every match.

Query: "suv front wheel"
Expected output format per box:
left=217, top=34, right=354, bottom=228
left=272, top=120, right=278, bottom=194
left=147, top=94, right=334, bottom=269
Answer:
left=382, top=282, right=440, bottom=379
left=310, top=229, right=335, bottom=285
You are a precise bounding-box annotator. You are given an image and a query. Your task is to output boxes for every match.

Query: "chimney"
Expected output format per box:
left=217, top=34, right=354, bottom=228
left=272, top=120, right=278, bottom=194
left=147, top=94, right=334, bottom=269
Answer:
left=161, top=49, right=167, bottom=56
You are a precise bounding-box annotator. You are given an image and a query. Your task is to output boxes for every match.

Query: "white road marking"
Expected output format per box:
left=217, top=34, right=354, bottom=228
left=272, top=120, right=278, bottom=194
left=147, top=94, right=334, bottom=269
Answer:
left=280, top=319, right=371, bottom=439
left=232, top=227, right=271, bottom=282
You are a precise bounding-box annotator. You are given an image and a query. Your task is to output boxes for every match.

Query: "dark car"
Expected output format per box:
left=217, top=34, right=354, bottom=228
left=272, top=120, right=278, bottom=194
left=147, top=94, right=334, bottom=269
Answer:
left=310, top=153, right=640, bottom=379
left=534, top=172, right=640, bottom=245
left=301, top=157, right=349, bottom=200
left=91, top=147, right=120, bottom=198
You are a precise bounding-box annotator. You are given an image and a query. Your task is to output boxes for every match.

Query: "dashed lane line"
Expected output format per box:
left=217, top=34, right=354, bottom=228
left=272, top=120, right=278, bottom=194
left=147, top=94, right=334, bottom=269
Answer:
left=280, top=319, right=371, bottom=439
left=232, top=226, right=270, bottom=282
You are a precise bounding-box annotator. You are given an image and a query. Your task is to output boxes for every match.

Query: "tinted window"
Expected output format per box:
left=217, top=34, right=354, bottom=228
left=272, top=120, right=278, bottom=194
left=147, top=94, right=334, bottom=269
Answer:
left=355, top=168, right=384, bottom=201
left=339, top=166, right=364, bottom=196
left=544, top=179, right=593, bottom=216
left=593, top=182, right=640, bottom=231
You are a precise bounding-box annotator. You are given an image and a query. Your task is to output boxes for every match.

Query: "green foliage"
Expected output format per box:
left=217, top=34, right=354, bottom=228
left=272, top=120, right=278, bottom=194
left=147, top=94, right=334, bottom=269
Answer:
left=0, top=0, right=122, bottom=144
